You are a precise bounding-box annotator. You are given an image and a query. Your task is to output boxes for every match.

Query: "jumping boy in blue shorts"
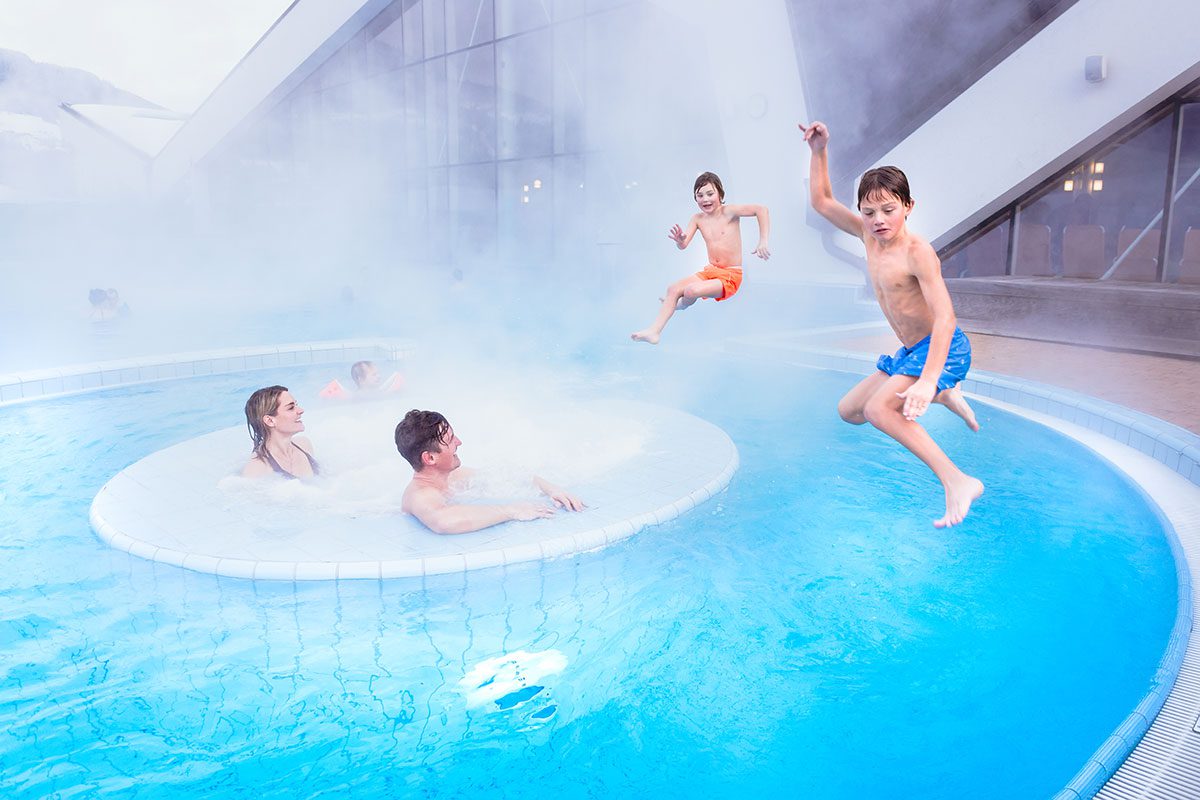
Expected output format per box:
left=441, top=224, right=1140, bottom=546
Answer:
left=801, top=120, right=983, bottom=528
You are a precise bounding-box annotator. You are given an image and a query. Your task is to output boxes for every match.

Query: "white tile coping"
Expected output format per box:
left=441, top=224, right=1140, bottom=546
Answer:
left=89, top=400, right=739, bottom=581
left=0, top=338, right=416, bottom=405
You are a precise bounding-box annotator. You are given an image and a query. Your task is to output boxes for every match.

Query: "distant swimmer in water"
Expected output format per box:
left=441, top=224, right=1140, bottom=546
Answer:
left=395, top=409, right=584, bottom=535
left=319, top=360, right=404, bottom=399
left=242, top=385, right=320, bottom=479
left=802, top=120, right=982, bottom=528
left=631, top=171, right=770, bottom=344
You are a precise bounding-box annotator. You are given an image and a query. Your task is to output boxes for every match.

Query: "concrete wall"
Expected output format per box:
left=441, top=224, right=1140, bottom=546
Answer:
left=877, top=0, right=1200, bottom=247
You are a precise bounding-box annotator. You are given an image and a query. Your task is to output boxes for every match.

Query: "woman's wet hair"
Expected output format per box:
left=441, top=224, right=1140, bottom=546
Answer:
left=856, top=165, right=913, bottom=209
left=395, top=409, right=451, bottom=471
left=693, top=171, right=725, bottom=201
left=245, top=385, right=288, bottom=460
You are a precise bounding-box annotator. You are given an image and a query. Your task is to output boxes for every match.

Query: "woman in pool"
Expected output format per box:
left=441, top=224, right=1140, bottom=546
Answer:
left=242, top=385, right=320, bottom=479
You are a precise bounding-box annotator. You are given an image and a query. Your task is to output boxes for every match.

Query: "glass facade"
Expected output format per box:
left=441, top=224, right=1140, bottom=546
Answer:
left=200, top=0, right=726, bottom=285
left=940, top=95, right=1200, bottom=284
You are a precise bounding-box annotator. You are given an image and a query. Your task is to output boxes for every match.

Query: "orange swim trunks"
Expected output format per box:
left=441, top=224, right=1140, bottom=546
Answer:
left=695, top=265, right=744, bottom=301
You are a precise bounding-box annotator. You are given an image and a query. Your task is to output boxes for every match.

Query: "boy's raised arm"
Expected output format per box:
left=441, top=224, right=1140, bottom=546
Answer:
left=800, top=122, right=864, bottom=239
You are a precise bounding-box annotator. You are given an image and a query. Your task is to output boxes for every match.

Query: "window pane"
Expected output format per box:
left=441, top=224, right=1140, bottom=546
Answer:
left=425, top=58, right=448, bottom=166
left=424, top=0, right=446, bottom=58
left=553, top=18, right=585, bottom=154
left=1018, top=112, right=1172, bottom=280
left=497, top=30, right=553, bottom=159
left=447, top=45, right=497, bottom=164
left=403, top=0, right=424, bottom=64
left=1165, top=103, right=1200, bottom=284
left=367, top=71, right=404, bottom=166
left=447, top=0, right=494, bottom=52
left=496, top=0, right=551, bottom=38
left=427, top=167, right=450, bottom=264
left=554, top=0, right=585, bottom=21
left=365, top=5, right=405, bottom=74
left=450, top=163, right=497, bottom=263
left=498, top=158, right=553, bottom=264
left=402, top=65, right=425, bottom=168
left=553, top=155, right=586, bottom=262
left=940, top=217, right=1010, bottom=278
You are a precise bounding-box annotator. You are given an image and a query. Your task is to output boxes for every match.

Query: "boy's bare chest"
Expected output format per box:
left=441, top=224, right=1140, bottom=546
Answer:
left=868, top=259, right=918, bottom=298
left=698, top=217, right=740, bottom=242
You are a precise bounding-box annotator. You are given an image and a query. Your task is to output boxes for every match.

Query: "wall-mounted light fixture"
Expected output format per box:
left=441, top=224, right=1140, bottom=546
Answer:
left=1063, top=179, right=1075, bottom=192
left=1085, top=55, right=1107, bottom=83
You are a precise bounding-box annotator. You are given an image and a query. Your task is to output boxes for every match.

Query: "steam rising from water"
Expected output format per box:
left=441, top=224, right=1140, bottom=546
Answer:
left=218, top=380, right=650, bottom=515
left=1, top=0, right=832, bottom=375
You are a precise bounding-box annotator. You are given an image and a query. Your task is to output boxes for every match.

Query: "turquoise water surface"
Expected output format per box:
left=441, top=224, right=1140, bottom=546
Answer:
left=0, top=354, right=1178, bottom=798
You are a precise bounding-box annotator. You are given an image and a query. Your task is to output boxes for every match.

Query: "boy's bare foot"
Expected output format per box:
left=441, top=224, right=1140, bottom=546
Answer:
left=934, top=475, right=984, bottom=528
left=631, top=330, right=660, bottom=344
left=936, top=386, right=980, bottom=432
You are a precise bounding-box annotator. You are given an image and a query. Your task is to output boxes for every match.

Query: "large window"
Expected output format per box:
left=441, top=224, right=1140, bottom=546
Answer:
left=203, top=0, right=726, bottom=273
left=446, top=45, right=497, bottom=164
left=1165, top=103, right=1200, bottom=284
left=1019, top=111, right=1172, bottom=280
left=940, top=98, right=1200, bottom=284
left=497, top=30, right=553, bottom=159
left=940, top=216, right=1010, bottom=279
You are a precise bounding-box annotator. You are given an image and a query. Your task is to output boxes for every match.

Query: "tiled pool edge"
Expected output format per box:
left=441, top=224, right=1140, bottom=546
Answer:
left=90, top=447, right=739, bottom=581
left=0, top=338, right=416, bottom=405
left=977, top=397, right=1196, bottom=800
left=727, top=341, right=1200, bottom=800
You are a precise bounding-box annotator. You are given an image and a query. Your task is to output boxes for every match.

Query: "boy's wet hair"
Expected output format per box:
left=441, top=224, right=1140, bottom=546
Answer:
left=857, top=166, right=912, bottom=209
left=694, top=171, right=725, bottom=201
left=395, top=409, right=451, bottom=471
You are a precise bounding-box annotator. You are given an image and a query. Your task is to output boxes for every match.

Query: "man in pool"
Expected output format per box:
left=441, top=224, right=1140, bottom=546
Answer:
left=396, top=409, right=585, bottom=535
left=801, top=120, right=983, bottom=528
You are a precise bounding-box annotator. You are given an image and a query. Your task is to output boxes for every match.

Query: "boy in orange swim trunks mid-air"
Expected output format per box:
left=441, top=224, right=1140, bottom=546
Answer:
left=631, top=171, right=770, bottom=344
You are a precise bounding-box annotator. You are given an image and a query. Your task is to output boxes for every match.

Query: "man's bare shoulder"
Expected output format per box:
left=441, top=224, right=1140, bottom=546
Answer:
left=402, top=480, right=447, bottom=515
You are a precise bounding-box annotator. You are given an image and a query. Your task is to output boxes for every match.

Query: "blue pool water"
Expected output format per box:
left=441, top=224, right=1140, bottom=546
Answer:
left=0, top=355, right=1178, bottom=798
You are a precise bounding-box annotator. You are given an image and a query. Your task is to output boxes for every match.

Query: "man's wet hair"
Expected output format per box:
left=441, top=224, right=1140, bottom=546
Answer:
left=693, top=171, right=725, bottom=201
left=857, top=166, right=912, bottom=209
left=395, top=409, right=451, bottom=471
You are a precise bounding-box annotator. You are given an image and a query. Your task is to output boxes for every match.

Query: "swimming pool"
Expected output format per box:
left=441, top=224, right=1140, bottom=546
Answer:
left=0, top=352, right=1178, bottom=798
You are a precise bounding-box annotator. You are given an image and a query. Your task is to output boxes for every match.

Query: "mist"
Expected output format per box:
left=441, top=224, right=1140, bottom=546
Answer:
left=0, top=0, right=851, bottom=387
